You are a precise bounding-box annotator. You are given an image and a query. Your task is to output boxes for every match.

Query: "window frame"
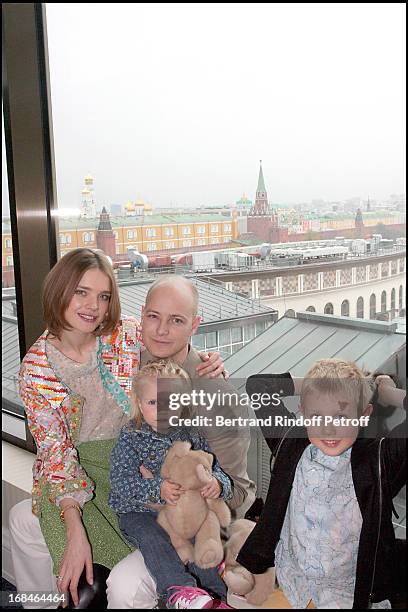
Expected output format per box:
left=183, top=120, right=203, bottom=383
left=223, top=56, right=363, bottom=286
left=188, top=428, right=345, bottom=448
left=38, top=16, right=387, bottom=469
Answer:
left=3, top=3, right=59, bottom=451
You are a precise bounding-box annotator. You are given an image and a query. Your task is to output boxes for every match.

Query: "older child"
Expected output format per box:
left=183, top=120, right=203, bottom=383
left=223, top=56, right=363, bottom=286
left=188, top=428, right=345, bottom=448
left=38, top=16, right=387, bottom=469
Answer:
left=238, top=359, right=406, bottom=609
left=109, top=360, right=233, bottom=609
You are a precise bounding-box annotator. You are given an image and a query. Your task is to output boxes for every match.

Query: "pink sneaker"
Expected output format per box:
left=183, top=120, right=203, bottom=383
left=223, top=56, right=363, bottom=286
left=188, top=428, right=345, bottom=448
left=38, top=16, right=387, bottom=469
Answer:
left=167, top=586, right=214, bottom=609
left=212, top=601, right=234, bottom=609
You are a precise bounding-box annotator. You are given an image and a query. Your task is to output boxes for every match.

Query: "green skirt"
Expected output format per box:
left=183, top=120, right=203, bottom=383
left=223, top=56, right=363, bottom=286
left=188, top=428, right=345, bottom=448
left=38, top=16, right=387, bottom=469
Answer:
left=39, top=439, right=134, bottom=574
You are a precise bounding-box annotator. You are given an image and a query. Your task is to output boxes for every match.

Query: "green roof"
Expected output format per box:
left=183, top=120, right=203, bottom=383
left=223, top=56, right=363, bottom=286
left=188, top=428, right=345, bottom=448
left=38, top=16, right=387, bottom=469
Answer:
left=55, top=213, right=232, bottom=230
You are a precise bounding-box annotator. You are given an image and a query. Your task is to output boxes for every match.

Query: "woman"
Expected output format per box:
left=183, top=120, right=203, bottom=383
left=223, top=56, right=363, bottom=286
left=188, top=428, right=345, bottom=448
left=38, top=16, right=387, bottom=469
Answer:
left=9, top=248, right=225, bottom=609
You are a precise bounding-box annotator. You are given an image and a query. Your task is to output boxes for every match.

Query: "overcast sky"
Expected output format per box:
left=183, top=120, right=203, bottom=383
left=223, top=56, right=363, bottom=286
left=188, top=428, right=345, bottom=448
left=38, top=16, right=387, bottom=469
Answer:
left=3, top=3, right=406, bottom=212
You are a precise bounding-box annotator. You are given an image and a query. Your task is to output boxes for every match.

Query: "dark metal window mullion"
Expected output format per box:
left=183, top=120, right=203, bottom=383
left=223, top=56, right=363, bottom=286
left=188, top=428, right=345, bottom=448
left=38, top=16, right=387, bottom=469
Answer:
left=2, top=3, right=59, bottom=453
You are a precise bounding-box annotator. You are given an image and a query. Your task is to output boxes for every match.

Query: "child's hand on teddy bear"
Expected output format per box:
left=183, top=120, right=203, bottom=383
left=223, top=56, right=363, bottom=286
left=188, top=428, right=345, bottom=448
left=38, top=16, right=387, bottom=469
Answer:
left=160, top=479, right=185, bottom=505
left=200, top=476, right=222, bottom=499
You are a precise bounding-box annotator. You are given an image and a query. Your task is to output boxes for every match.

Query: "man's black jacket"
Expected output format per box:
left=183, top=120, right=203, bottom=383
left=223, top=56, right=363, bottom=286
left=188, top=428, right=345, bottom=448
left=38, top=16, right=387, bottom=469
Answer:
left=237, top=374, right=406, bottom=609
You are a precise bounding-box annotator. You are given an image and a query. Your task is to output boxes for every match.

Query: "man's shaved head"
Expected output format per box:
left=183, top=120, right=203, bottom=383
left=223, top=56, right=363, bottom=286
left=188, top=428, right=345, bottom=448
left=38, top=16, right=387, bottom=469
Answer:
left=145, top=275, right=199, bottom=316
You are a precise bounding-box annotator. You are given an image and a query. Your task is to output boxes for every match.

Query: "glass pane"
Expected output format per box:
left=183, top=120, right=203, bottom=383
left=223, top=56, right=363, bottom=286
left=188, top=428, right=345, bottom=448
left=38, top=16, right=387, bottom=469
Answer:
left=2, top=109, right=26, bottom=427
left=205, top=331, right=218, bottom=350
left=231, top=327, right=243, bottom=343
left=256, top=321, right=266, bottom=335
left=218, top=328, right=231, bottom=346
left=191, top=333, right=205, bottom=351
left=244, top=324, right=255, bottom=342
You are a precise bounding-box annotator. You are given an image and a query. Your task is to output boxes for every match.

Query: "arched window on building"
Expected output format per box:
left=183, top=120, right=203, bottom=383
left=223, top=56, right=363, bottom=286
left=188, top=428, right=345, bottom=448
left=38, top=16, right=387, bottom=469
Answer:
left=284, top=309, right=296, bottom=318
left=356, top=297, right=364, bottom=319
left=370, top=293, right=376, bottom=319
left=381, top=290, right=387, bottom=313
left=399, top=285, right=404, bottom=311
left=390, top=288, right=396, bottom=317
left=324, top=303, right=334, bottom=315
left=306, top=306, right=316, bottom=312
left=341, top=300, right=350, bottom=316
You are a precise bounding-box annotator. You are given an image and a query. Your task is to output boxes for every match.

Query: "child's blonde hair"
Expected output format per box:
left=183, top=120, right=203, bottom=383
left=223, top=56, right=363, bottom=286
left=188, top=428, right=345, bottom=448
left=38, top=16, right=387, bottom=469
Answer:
left=301, top=359, right=374, bottom=415
left=130, top=360, right=191, bottom=428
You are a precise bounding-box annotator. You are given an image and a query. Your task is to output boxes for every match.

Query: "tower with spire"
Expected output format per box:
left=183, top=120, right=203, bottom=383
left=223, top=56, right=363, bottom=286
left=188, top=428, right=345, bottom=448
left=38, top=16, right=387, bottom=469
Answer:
left=250, top=161, right=270, bottom=216
left=96, top=206, right=116, bottom=258
left=247, top=161, right=280, bottom=242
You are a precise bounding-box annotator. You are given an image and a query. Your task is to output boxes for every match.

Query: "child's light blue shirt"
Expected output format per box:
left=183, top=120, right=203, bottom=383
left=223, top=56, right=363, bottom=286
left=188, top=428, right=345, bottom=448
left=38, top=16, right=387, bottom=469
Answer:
left=275, top=445, right=391, bottom=609
left=109, top=420, right=233, bottom=514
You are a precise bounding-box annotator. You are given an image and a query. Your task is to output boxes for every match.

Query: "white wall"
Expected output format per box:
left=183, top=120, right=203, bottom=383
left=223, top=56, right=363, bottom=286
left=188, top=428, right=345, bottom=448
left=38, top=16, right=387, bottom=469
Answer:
left=262, top=273, right=405, bottom=319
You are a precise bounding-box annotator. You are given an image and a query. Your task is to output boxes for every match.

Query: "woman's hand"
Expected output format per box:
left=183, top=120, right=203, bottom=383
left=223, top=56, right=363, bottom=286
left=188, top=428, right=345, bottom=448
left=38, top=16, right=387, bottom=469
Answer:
left=57, top=507, right=93, bottom=607
left=196, top=351, right=229, bottom=379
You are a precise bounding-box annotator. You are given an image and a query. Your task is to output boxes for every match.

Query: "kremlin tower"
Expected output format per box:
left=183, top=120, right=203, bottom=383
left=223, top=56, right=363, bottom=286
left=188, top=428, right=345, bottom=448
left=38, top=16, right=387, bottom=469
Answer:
left=355, top=208, right=365, bottom=237
left=96, top=207, right=116, bottom=259
left=247, top=161, right=280, bottom=242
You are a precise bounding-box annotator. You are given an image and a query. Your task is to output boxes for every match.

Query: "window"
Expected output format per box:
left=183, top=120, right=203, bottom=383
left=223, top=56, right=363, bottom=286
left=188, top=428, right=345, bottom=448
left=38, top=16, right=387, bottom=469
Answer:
left=146, top=243, right=157, bottom=251
left=205, top=331, right=218, bottom=350
left=341, top=299, right=350, bottom=316
left=6, top=256, right=13, bottom=267
left=182, top=227, right=191, bottom=235
left=381, top=290, right=387, bottom=313
left=218, top=328, right=231, bottom=346
left=356, top=297, right=364, bottom=318
left=164, top=227, right=174, bottom=237
left=399, top=285, right=404, bottom=311
left=370, top=294, right=376, bottom=319
left=146, top=228, right=156, bottom=238
left=255, top=320, right=266, bottom=335
left=113, top=231, right=119, bottom=239
left=83, top=232, right=94, bottom=243
left=60, top=234, right=71, bottom=244
left=192, top=333, right=205, bottom=351
left=391, top=288, right=396, bottom=314
left=324, top=303, right=334, bottom=315
left=232, top=342, right=244, bottom=354
left=231, top=327, right=243, bottom=343
left=211, top=225, right=218, bottom=233
left=285, top=309, right=296, bottom=318
left=197, top=226, right=206, bottom=234
left=306, top=306, right=316, bottom=312
left=5, top=238, right=12, bottom=249
left=244, top=324, right=255, bottom=342
left=223, top=224, right=231, bottom=232
left=127, top=230, right=136, bottom=239
left=183, top=240, right=192, bottom=247
left=165, top=241, right=175, bottom=249
left=197, top=239, right=206, bottom=246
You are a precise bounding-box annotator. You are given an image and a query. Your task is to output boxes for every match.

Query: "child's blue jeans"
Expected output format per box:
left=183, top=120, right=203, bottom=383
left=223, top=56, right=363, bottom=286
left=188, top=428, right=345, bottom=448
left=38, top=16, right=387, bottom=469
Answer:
left=118, top=510, right=227, bottom=606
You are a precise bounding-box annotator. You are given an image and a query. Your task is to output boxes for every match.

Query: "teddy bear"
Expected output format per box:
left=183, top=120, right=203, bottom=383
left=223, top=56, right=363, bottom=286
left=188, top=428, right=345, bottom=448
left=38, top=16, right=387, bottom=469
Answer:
left=157, top=440, right=231, bottom=569
left=222, top=519, right=276, bottom=606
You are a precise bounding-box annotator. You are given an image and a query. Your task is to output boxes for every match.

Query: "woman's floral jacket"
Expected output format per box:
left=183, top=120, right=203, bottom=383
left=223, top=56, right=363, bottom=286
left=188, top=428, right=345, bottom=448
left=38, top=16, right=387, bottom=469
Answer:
left=19, top=317, right=143, bottom=516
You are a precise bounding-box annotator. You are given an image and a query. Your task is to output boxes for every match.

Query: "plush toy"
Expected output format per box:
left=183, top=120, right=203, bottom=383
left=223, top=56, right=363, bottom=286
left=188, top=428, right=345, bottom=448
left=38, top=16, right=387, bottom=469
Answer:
left=223, top=519, right=276, bottom=606
left=157, top=440, right=231, bottom=569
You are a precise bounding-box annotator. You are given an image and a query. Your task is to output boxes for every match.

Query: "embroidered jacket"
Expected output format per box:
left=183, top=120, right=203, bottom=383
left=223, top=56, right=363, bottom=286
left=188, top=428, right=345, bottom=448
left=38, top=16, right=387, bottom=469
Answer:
left=109, top=420, right=233, bottom=513
left=19, top=317, right=143, bottom=515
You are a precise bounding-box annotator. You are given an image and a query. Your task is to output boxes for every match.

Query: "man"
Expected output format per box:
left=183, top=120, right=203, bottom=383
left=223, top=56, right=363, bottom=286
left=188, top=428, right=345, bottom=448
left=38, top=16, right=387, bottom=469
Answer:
left=140, top=275, right=256, bottom=517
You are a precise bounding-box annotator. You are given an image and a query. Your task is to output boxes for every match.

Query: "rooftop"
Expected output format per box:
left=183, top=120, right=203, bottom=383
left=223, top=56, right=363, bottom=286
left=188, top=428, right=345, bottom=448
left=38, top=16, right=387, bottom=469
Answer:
left=225, top=311, right=406, bottom=387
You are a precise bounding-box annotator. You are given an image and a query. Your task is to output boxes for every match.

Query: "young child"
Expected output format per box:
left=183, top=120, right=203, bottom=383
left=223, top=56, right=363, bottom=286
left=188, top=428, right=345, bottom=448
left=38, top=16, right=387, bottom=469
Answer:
left=109, top=360, right=233, bottom=610
left=238, top=359, right=406, bottom=609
